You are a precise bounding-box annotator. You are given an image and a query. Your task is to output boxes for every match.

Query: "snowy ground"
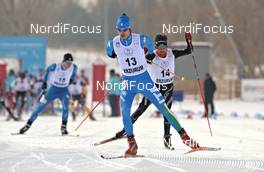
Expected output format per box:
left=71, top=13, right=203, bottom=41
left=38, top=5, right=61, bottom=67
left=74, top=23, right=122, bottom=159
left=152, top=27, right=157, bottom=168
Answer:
left=0, top=100, right=264, bottom=172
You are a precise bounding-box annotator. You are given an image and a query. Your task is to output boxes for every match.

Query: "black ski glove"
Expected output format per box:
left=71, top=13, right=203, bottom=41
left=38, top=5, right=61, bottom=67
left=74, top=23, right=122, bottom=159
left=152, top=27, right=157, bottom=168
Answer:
left=41, top=82, right=47, bottom=90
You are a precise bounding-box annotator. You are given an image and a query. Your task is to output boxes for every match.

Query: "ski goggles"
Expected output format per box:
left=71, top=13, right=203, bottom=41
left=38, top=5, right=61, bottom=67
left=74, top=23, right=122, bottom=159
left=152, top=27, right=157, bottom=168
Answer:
left=117, top=28, right=129, bottom=32
left=155, top=41, right=167, bottom=50
left=64, top=60, right=73, bottom=64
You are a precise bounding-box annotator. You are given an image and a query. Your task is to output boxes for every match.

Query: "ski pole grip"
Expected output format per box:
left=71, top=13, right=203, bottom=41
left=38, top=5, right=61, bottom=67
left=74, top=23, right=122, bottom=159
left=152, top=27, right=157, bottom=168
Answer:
left=185, top=32, right=193, bottom=50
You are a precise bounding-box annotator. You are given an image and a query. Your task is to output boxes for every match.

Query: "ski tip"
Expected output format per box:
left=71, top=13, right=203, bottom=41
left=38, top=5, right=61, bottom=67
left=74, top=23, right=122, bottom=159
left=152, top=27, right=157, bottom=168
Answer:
left=184, top=146, right=221, bottom=155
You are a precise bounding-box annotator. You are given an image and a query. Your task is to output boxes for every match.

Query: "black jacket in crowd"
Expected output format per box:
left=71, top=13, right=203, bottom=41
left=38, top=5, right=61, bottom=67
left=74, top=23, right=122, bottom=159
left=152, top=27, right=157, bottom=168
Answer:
left=204, top=77, right=216, bottom=101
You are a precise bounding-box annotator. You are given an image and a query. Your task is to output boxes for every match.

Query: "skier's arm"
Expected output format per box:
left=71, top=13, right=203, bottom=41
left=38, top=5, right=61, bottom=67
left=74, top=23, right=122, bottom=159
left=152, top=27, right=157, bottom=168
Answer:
left=106, top=40, right=117, bottom=58
left=140, top=35, right=154, bottom=55
left=172, top=45, right=192, bottom=59
left=70, top=64, right=78, bottom=84
left=43, top=64, right=56, bottom=83
left=140, top=35, right=155, bottom=63
left=172, top=32, right=193, bottom=59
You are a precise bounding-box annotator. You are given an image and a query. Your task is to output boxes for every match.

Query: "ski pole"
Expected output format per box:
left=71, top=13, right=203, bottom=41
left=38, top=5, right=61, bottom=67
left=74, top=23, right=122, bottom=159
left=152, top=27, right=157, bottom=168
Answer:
left=185, top=32, right=213, bottom=137
left=74, top=90, right=109, bottom=131
left=37, top=90, right=47, bottom=102
left=93, top=135, right=126, bottom=146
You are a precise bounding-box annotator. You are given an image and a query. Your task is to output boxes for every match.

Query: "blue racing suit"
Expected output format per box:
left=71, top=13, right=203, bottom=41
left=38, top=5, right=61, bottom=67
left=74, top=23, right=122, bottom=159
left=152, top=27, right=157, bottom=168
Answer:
left=27, top=63, right=77, bottom=126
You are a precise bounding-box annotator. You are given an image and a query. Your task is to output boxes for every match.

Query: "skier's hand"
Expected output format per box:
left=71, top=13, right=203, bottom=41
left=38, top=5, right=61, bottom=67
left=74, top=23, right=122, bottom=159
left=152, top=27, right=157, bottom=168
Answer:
left=185, top=32, right=193, bottom=50
left=69, top=79, right=75, bottom=85
left=41, top=82, right=47, bottom=90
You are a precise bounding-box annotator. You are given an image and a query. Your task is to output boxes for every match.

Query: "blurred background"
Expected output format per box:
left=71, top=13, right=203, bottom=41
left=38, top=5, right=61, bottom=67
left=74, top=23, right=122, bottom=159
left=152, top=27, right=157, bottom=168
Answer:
left=0, top=0, right=263, bottom=120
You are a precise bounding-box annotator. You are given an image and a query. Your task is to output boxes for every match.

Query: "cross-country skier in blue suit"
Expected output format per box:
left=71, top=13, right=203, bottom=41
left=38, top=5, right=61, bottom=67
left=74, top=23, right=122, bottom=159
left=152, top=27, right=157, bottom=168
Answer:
left=106, top=13, right=200, bottom=156
left=19, top=53, right=78, bottom=135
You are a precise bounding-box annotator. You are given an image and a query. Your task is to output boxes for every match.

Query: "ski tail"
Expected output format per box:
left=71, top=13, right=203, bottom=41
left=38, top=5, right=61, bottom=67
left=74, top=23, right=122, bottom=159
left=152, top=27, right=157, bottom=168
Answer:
left=185, top=146, right=221, bottom=154
left=100, top=154, right=144, bottom=159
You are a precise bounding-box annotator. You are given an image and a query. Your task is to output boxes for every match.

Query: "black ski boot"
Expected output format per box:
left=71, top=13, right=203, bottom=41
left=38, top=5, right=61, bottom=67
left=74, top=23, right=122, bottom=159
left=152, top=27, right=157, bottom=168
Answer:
left=19, top=124, right=31, bottom=134
left=89, top=114, right=96, bottom=121
left=164, top=134, right=174, bottom=150
left=61, top=124, right=68, bottom=135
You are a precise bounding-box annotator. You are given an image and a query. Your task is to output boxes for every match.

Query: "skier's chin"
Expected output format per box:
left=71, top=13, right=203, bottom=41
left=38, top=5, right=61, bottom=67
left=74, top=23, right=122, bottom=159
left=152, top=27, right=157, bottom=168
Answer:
left=120, top=34, right=126, bottom=39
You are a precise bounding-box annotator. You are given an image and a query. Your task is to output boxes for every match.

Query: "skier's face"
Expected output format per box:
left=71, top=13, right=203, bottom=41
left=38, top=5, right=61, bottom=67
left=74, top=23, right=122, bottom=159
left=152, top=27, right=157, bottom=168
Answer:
left=63, top=61, right=72, bottom=69
left=116, top=28, right=130, bottom=39
left=156, top=43, right=167, bottom=57
left=156, top=48, right=167, bottom=58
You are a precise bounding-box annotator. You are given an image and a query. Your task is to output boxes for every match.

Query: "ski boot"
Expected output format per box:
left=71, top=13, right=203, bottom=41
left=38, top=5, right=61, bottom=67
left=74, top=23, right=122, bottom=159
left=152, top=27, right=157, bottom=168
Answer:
left=89, top=114, right=96, bottom=121
left=178, top=128, right=199, bottom=149
left=61, top=124, right=68, bottom=135
left=164, top=134, right=174, bottom=150
left=19, top=123, right=31, bottom=134
left=125, top=135, right=138, bottom=156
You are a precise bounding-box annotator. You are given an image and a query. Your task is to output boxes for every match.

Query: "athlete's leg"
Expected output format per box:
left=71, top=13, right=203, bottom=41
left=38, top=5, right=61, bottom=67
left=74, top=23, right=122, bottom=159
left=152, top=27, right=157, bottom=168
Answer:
left=27, top=88, right=58, bottom=125
left=132, top=97, right=151, bottom=123
left=120, top=89, right=137, bottom=137
left=120, top=80, right=138, bottom=156
left=159, top=84, right=174, bottom=148
left=116, top=96, right=151, bottom=138
left=140, top=87, right=182, bottom=132
left=59, top=89, right=71, bottom=126
left=58, top=89, right=70, bottom=135
left=162, top=84, right=174, bottom=137
left=140, top=80, right=199, bottom=148
left=19, top=87, right=59, bottom=134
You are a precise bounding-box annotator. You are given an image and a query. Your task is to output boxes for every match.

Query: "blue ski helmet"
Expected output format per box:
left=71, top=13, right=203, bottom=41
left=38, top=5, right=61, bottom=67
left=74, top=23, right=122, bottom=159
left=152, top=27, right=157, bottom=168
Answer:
left=115, top=13, right=131, bottom=32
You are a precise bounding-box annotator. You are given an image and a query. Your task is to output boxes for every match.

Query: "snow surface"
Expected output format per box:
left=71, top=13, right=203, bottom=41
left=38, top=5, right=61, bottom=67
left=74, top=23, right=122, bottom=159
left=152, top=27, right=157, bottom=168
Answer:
left=0, top=100, right=264, bottom=172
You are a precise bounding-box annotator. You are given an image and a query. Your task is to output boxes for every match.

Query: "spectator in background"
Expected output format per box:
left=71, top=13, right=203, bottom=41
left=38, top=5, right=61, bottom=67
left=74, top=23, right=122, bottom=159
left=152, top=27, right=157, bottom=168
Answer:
left=69, top=76, right=83, bottom=121
left=1, top=81, right=18, bottom=121
left=108, top=69, right=121, bottom=117
left=79, top=69, right=89, bottom=113
left=79, top=69, right=89, bottom=86
left=203, top=73, right=217, bottom=118
left=14, top=71, right=30, bottom=120
left=35, top=69, right=45, bottom=94
left=4, top=69, right=17, bottom=121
